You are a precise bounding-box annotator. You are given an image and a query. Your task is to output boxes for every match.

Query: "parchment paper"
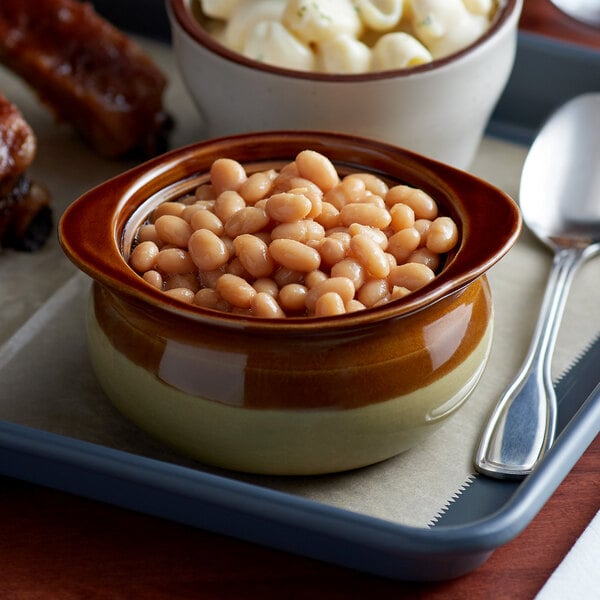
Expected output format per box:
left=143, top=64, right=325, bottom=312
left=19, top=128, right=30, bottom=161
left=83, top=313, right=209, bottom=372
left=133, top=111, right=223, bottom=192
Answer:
left=1, top=39, right=598, bottom=528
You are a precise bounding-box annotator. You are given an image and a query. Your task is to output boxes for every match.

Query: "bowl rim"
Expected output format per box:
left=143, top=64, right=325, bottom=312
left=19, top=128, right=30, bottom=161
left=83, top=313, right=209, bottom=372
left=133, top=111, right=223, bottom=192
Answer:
left=58, top=130, right=521, bottom=332
left=167, top=0, right=520, bottom=82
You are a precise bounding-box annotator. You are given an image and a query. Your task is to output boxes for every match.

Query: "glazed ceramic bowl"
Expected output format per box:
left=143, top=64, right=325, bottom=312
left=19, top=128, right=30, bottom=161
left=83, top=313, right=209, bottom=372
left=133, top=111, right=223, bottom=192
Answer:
left=59, top=131, right=521, bottom=475
left=167, top=0, right=522, bottom=170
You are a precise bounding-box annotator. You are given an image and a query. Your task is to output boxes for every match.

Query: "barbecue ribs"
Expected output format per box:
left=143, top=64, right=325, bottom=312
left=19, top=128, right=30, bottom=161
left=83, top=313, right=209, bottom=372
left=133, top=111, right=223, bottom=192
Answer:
left=0, top=0, right=172, bottom=159
left=0, top=91, right=52, bottom=252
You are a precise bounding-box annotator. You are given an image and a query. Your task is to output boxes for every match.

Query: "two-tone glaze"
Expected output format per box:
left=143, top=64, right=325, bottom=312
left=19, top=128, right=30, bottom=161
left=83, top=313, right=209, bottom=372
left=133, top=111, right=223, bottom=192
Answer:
left=59, top=131, right=521, bottom=474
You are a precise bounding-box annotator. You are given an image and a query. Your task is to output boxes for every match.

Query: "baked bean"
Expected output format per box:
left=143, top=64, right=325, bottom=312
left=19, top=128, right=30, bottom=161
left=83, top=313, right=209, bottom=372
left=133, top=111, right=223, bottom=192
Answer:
left=350, top=233, right=390, bottom=278
left=331, top=258, right=366, bottom=289
left=304, top=269, right=329, bottom=288
left=345, top=173, right=388, bottom=197
left=296, top=191, right=323, bottom=221
left=305, top=277, right=355, bottom=312
left=194, top=287, right=222, bottom=309
left=386, top=185, right=438, bottom=220
left=130, top=240, right=159, bottom=273
left=318, top=236, right=347, bottom=266
left=387, top=228, right=421, bottom=262
left=389, top=203, right=415, bottom=231
left=286, top=180, right=323, bottom=218
left=238, top=170, right=276, bottom=204
left=253, top=277, right=279, bottom=297
left=233, top=234, right=275, bottom=278
left=156, top=247, right=195, bottom=274
left=224, top=206, right=270, bottom=237
left=154, top=215, right=193, bottom=248
left=324, top=176, right=365, bottom=210
left=345, top=299, right=366, bottom=312
left=210, top=158, right=247, bottom=195
left=214, top=190, right=246, bottom=222
left=388, top=263, right=435, bottom=291
left=357, top=278, right=389, bottom=307
left=426, top=216, right=459, bottom=254
left=269, top=238, right=321, bottom=272
left=188, top=229, right=230, bottom=271
left=190, top=209, right=224, bottom=235
left=216, top=273, right=256, bottom=308
left=295, top=150, right=339, bottom=192
left=136, top=224, right=160, bottom=244
left=407, top=247, right=441, bottom=271
left=271, top=220, right=308, bottom=242
left=142, top=270, right=163, bottom=289
left=414, top=219, right=432, bottom=245
left=348, top=223, right=388, bottom=249
left=359, top=192, right=386, bottom=209
left=386, top=252, right=398, bottom=268
left=252, top=292, right=285, bottom=318
left=315, top=292, right=345, bottom=317
left=153, top=201, right=185, bottom=220
left=163, top=287, right=195, bottom=303
left=340, top=203, right=391, bottom=229
left=192, top=199, right=217, bottom=213
left=315, top=201, right=341, bottom=229
left=305, top=221, right=326, bottom=242
left=327, top=230, right=351, bottom=247
left=266, top=192, right=312, bottom=222
left=181, top=203, right=208, bottom=223
left=391, top=285, right=411, bottom=300
left=279, top=283, right=308, bottom=312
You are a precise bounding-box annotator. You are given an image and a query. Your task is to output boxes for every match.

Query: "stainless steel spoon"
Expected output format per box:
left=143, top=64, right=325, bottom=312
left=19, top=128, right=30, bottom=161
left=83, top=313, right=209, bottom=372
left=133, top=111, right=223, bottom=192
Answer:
left=550, top=0, right=600, bottom=27
left=475, top=93, right=600, bottom=479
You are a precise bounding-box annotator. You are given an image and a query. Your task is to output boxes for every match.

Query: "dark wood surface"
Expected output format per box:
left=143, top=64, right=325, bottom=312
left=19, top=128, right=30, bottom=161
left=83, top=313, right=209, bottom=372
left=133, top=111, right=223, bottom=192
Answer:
left=2, top=2, right=599, bottom=598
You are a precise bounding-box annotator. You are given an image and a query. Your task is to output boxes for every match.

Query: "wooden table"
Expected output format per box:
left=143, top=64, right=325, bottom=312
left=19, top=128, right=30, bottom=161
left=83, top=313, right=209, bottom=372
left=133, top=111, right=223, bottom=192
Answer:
left=1, top=2, right=599, bottom=597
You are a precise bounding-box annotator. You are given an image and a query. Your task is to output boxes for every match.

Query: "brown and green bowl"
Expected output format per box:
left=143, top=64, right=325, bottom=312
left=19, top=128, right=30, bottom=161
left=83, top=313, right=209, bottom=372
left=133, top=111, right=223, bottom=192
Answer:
left=59, top=131, right=521, bottom=475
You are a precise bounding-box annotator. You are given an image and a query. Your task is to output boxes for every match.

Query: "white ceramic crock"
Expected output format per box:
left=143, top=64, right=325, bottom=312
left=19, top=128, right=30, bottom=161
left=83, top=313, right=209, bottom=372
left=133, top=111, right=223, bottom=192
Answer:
left=167, top=0, right=522, bottom=169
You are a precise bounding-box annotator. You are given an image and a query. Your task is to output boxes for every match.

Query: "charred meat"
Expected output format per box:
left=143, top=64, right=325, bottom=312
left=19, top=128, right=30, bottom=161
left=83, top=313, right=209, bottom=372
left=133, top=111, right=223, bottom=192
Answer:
left=0, top=0, right=172, bottom=159
left=0, top=91, right=52, bottom=252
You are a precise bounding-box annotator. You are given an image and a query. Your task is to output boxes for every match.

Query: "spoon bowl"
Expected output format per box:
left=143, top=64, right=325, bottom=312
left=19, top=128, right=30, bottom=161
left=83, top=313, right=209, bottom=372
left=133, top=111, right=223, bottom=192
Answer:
left=475, top=93, right=600, bottom=479
left=521, top=94, right=600, bottom=245
left=550, top=0, right=600, bottom=28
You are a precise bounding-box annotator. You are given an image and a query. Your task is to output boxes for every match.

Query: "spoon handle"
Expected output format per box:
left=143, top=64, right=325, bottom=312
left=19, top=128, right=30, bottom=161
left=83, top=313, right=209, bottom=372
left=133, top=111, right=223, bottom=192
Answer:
left=474, top=246, right=586, bottom=479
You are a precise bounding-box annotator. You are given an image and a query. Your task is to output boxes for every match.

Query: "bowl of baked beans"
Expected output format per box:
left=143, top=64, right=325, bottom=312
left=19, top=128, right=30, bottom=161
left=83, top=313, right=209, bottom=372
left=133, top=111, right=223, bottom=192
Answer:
left=167, top=0, right=522, bottom=169
left=59, top=131, right=521, bottom=475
